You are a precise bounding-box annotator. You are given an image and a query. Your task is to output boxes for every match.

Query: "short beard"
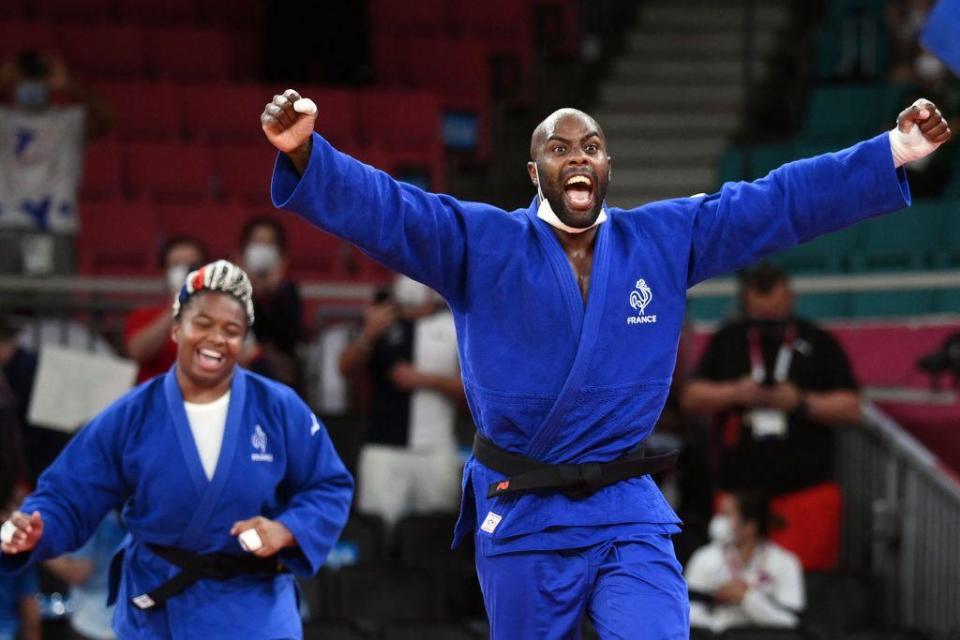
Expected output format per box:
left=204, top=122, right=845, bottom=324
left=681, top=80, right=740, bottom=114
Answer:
left=542, top=187, right=605, bottom=229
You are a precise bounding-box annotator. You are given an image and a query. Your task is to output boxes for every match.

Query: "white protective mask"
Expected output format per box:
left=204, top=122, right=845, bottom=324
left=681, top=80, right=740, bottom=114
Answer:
left=533, top=164, right=607, bottom=234
left=915, top=52, right=946, bottom=83
left=393, top=274, right=435, bottom=308
left=708, top=514, right=735, bottom=545
left=244, top=242, right=280, bottom=276
left=166, top=264, right=189, bottom=296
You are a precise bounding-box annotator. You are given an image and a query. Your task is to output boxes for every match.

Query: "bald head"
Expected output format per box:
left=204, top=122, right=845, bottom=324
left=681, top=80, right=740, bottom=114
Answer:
left=530, top=108, right=605, bottom=160
left=526, top=108, right=612, bottom=230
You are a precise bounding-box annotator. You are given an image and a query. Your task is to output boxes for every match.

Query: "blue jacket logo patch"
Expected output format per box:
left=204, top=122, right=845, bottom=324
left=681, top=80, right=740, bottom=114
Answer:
left=627, top=278, right=657, bottom=325
left=251, top=424, right=274, bottom=462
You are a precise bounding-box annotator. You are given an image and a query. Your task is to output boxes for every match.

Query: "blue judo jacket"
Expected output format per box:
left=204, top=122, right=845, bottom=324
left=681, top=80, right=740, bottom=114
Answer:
left=271, top=131, right=910, bottom=556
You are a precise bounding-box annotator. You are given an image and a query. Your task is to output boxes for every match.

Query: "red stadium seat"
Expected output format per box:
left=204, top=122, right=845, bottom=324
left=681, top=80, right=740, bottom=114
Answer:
left=147, top=27, right=232, bottom=81
left=94, top=81, right=181, bottom=140
left=293, top=85, right=359, bottom=149
left=155, top=200, right=245, bottom=260
left=368, top=0, right=450, bottom=36
left=373, top=35, right=492, bottom=162
left=196, top=0, right=264, bottom=28
left=58, top=25, right=140, bottom=79
left=349, top=248, right=393, bottom=283
left=116, top=0, right=195, bottom=24
left=0, top=21, right=56, bottom=63
left=35, top=0, right=114, bottom=21
left=77, top=198, right=158, bottom=275
left=80, top=135, right=121, bottom=201
left=449, top=1, right=534, bottom=105
left=357, top=90, right=442, bottom=149
left=284, top=214, right=350, bottom=280
left=123, top=141, right=213, bottom=202
left=58, top=24, right=147, bottom=81
left=229, top=29, right=263, bottom=82
left=209, top=142, right=276, bottom=204
left=531, top=0, right=580, bottom=60
left=357, top=90, right=445, bottom=191
left=0, top=0, right=24, bottom=18
left=180, top=84, right=268, bottom=142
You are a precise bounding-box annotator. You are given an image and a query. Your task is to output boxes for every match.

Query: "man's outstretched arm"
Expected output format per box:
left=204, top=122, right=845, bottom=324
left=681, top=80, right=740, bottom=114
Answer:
left=262, top=89, right=477, bottom=307
left=687, top=99, right=952, bottom=286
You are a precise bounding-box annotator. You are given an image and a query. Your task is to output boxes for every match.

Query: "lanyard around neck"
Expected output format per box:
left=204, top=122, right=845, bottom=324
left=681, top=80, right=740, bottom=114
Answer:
left=748, top=323, right=797, bottom=384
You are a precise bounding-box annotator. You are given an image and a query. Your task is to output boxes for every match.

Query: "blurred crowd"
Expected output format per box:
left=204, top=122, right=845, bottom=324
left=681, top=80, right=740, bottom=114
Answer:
left=0, top=17, right=941, bottom=634
left=0, top=253, right=867, bottom=636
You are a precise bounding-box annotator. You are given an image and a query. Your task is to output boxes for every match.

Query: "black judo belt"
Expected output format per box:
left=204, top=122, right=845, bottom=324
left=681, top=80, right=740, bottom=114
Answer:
left=129, top=545, right=285, bottom=611
left=473, top=433, right=679, bottom=500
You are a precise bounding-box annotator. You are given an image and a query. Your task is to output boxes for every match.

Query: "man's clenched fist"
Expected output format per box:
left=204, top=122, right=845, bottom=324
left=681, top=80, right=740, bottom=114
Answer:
left=261, top=89, right=317, bottom=175
left=891, top=98, right=952, bottom=168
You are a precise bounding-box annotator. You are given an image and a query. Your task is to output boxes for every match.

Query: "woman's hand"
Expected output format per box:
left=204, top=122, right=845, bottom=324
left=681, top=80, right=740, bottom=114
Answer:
left=1, top=511, right=44, bottom=555
left=230, top=516, right=295, bottom=558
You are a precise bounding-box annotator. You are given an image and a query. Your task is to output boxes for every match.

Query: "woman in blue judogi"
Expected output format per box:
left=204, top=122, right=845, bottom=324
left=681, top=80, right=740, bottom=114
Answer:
left=0, top=260, right=353, bottom=640
left=258, top=89, right=950, bottom=639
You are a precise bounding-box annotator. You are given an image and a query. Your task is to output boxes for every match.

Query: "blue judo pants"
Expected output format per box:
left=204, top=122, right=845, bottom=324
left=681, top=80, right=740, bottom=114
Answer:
left=476, top=534, right=689, bottom=639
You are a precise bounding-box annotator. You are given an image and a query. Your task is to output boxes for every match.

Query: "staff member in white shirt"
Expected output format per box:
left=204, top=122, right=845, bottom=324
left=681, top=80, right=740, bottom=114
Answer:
left=686, top=491, right=805, bottom=633
left=339, top=275, right=464, bottom=529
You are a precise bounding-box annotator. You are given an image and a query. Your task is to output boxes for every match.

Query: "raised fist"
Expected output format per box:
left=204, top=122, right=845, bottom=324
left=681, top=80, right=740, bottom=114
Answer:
left=261, top=89, right=317, bottom=172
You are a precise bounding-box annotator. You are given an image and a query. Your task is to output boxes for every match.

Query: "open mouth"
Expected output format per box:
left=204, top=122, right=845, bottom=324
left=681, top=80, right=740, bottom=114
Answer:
left=196, top=347, right=226, bottom=371
left=563, top=174, right=594, bottom=211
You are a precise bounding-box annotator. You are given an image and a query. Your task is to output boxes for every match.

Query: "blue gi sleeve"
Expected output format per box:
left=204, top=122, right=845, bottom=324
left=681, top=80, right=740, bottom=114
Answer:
left=271, top=132, right=476, bottom=306
left=274, top=393, right=353, bottom=576
left=687, top=132, right=912, bottom=286
left=0, top=404, right=131, bottom=574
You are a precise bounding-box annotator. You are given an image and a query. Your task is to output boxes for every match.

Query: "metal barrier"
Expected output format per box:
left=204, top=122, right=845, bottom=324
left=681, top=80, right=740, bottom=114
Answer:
left=838, top=402, right=960, bottom=634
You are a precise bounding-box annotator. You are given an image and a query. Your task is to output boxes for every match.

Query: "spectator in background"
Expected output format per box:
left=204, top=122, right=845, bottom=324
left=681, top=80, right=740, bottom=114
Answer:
left=681, top=263, right=862, bottom=570
left=0, top=315, right=35, bottom=453
left=45, top=510, right=126, bottom=640
left=886, top=0, right=934, bottom=82
left=124, top=237, right=207, bottom=384
left=686, top=491, right=804, bottom=633
left=0, top=50, right=113, bottom=275
left=339, top=275, right=464, bottom=530
left=901, top=50, right=960, bottom=197
left=0, top=348, right=29, bottom=518
left=0, top=467, right=40, bottom=640
left=239, top=217, right=302, bottom=389
left=1, top=314, right=69, bottom=483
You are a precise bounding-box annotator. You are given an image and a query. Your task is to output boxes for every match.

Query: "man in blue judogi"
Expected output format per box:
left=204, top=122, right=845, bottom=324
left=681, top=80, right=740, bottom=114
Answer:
left=261, top=90, right=950, bottom=638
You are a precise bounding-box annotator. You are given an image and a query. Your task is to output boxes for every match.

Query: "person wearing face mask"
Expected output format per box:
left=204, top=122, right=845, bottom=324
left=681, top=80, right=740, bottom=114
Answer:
left=338, top=274, right=464, bottom=530
left=0, top=50, right=113, bottom=274
left=124, top=237, right=208, bottom=384
left=0, top=260, right=353, bottom=640
left=238, top=217, right=302, bottom=389
left=686, top=492, right=804, bottom=633
left=682, top=263, right=862, bottom=571
left=899, top=51, right=960, bottom=197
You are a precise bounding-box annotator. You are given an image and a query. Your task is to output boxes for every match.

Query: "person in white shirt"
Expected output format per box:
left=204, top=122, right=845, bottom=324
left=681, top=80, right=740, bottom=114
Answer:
left=686, top=491, right=805, bottom=633
left=339, top=275, right=465, bottom=529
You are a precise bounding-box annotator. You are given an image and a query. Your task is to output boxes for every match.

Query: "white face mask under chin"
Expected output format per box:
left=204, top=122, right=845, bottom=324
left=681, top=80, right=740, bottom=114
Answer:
left=534, top=165, right=607, bottom=234
left=708, top=514, right=735, bottom=545
left=167, top=264, right=189, bottom=296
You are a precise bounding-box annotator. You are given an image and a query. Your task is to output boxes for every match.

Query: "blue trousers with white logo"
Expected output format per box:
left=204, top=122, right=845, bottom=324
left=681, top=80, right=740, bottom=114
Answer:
left=475, top=534, right=689, bottom=639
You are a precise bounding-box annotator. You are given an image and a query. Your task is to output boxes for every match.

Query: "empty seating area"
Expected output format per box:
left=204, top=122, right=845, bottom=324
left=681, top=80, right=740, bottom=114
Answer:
left=698, top=1, right=960, bottom=324
left=368, top=0, right=579, bottom=162
left=2, top=0, right=579, bottom=281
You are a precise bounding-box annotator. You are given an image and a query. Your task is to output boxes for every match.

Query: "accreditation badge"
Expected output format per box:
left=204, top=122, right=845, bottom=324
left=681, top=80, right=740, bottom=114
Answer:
left=747, top=409, right=788, bottom=439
